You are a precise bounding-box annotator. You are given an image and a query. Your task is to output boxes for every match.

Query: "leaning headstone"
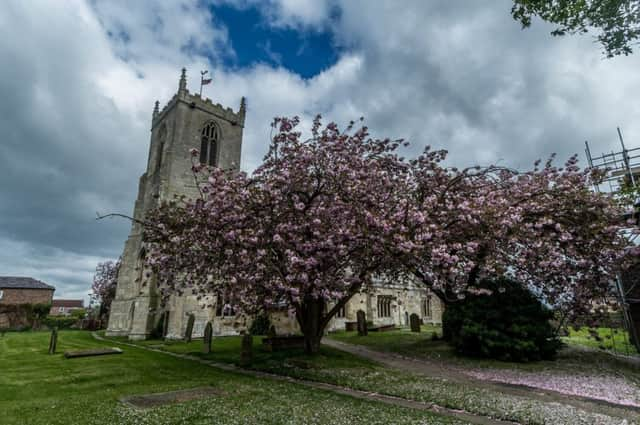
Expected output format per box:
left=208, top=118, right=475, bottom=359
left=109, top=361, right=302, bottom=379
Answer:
left=48, top=327, right=58, bottom=354
left=410, top=313, right=421, bottom=333
left=356, top=310, right=368, bottom=336
left=239, top=333, right=253, bottom=367
left=202, top=322, right=213, bottom=354
left=184, top=314, right=195, bottom=343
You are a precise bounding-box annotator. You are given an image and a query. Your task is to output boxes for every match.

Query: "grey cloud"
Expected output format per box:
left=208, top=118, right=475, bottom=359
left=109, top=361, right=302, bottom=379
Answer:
left=2, top=0, right=640, bottom=300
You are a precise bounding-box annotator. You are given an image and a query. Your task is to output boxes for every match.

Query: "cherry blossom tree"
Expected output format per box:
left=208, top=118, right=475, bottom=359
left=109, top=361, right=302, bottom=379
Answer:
left=91, top=259, right=121, bottom=320
left=143, top=114, right=630, bottom=353
left=145, top=116, right=415, bottom=354
left=406, top=151, right=630, bottom=319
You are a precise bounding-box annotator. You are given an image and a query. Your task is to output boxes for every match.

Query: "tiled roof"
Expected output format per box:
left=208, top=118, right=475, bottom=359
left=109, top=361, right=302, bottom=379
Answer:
left=0, top=276, right=55, bottom=290
left=52, top=299, right=83, bottom=308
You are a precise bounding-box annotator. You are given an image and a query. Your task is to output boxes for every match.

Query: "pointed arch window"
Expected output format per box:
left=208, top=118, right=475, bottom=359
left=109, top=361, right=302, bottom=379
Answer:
left=200, top=122, right=219, bottom=166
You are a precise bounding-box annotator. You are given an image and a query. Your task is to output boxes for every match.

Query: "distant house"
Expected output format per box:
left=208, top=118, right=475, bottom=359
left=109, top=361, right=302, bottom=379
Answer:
left=0, top=276, right=55, bottom=306
left=0, top=276, right=55, bottom=329
left=50, top=299, right=84, bottom=316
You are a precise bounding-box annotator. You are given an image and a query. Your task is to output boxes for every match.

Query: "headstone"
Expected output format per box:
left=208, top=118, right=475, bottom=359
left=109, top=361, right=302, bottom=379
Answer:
left=48, top=327, right=58, bottom=354
left=410, top=313, right=421, bottom=332
left=64, top=347, right=123, bottom=358
left=267, top=325, right=277, bottom=339
left=162, top=311, right=170, bottom=338
left=356, top=310, right=368, bottom=336
left=239, top=333, right=253, bottom=367
left=203, top=322, right=213, bottom=354
left=185, top=314, right=195, bottom=343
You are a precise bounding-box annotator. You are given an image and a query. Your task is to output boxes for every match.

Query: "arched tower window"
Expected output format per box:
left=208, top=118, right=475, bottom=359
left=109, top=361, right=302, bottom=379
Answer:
left=200, top=122, right=219, bottom=166
left=156, top=125, right=167, bottom=173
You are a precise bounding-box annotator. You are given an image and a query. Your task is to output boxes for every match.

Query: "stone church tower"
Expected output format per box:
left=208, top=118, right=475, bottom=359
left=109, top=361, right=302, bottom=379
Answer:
left=106, top=69, right=245, bottom=339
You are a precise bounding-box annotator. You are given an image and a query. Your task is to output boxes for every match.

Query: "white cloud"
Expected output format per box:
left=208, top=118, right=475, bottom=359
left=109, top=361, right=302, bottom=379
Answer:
left=2, top=0, right=640, bottom=299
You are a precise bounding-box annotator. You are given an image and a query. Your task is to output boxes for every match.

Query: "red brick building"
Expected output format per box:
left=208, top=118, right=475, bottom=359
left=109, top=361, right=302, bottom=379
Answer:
left=50, top=299, right=84, bottom=316
left=0, top=276, right=55, bottom=305
left=0, top=276, right=55, bottom=329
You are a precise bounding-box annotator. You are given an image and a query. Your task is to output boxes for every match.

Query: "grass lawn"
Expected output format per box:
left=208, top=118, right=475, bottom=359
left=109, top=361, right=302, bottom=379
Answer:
left=0, top=330, right=466, bottom=425
left=116, top=329, right=639, bottom=425
left=330, top=325, right=640, bottom=373
left=563, top=326, right=637, bottom=356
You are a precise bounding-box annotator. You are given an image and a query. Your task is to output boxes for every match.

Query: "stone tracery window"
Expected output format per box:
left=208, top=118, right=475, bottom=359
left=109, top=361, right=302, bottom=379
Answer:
left=377, top=296, right=392, bottom=318
left=200, top=121, right=219, bottom=166
left=422, top=296, right=432, bottom=318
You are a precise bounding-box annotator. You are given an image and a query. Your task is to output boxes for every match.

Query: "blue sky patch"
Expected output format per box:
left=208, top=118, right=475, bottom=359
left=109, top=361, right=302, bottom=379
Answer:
left=210, top=4, right=340, bottom=79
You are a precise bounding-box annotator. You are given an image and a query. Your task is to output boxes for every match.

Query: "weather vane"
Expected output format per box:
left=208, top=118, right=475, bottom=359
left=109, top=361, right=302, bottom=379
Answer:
left=200, top=70, right=212, bottom=97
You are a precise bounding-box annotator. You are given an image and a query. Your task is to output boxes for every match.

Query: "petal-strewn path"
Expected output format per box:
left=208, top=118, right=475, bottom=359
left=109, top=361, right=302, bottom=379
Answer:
left=323, top=338, right=640, bottom=423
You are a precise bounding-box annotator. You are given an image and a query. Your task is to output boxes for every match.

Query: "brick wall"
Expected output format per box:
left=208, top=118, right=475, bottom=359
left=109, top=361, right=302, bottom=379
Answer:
left=0, top=288, right=54, bottom=305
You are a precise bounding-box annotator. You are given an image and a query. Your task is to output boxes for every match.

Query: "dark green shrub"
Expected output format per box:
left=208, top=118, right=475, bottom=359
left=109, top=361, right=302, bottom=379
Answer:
left=442, top=277, right=561, bottom=362
left=249, top=313, right=272, bottom=335
left=26, top=303, right=51, bottom=329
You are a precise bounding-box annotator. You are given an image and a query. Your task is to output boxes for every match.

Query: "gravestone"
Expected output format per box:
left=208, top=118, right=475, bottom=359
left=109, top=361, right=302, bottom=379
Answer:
left=356, top=310, right=368, bottom=336
left=64, top=347, right=123, bottom=358
left=410, top=313, right=421, bottom=332
left=184, top=314, right=195, bottom=343
left=48, top=327, right=58, bottom=354
left=240, top=333, right=253, bottom=367
left=203, top=322, right=213, bottom=354
left=267, top=325, right=277, bottom=339
left=162, top=311, right=170, bottom=338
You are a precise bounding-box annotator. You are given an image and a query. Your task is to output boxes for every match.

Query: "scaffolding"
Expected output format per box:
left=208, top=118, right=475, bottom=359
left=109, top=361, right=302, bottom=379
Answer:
left=585, top=127, right=640, bottom=351
left=585, top=127, right=640, bottom=193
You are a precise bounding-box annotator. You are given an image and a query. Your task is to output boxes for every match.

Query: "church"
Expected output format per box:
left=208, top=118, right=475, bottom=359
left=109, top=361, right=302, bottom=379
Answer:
left=106, top=69, right=443, bottom=340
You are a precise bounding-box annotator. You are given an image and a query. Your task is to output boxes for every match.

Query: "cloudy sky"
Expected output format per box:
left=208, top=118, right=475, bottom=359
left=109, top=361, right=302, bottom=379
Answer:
left=1, top=0, right=640, bottom=301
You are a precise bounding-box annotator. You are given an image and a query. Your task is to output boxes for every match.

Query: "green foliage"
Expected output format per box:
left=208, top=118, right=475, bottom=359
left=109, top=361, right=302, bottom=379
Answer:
left=29, top=303, right=51, bottom=320
left=22, top=303, right=52, bottom=329
left=512, top=0, right=640, bottom=57
left=249, top=313, right=272, bottom=335
left=70, top=308, right=86, bottom=320
left=442, top=278, right=561, bottom=362
left=43, top=315, right=77, bottom=330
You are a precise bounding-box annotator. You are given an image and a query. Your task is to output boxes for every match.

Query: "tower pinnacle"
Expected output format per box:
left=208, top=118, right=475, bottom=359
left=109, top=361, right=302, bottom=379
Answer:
left=152, top=100, right=160, bottom=119
left=178, top=68, right=187, bottom=94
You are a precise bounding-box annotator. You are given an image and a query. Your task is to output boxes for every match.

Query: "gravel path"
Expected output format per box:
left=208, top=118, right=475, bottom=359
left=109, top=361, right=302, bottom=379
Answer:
left=323, top=338, right=640, bottom=423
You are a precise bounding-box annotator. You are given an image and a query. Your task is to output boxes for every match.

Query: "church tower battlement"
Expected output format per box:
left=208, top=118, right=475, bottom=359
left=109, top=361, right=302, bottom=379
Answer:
left=106, top=69, right=245, bottom=340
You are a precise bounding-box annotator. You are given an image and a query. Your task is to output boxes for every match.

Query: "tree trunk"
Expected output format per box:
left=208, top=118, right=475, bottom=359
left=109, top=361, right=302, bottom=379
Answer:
left=297, top=297, right=326, bottom=355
